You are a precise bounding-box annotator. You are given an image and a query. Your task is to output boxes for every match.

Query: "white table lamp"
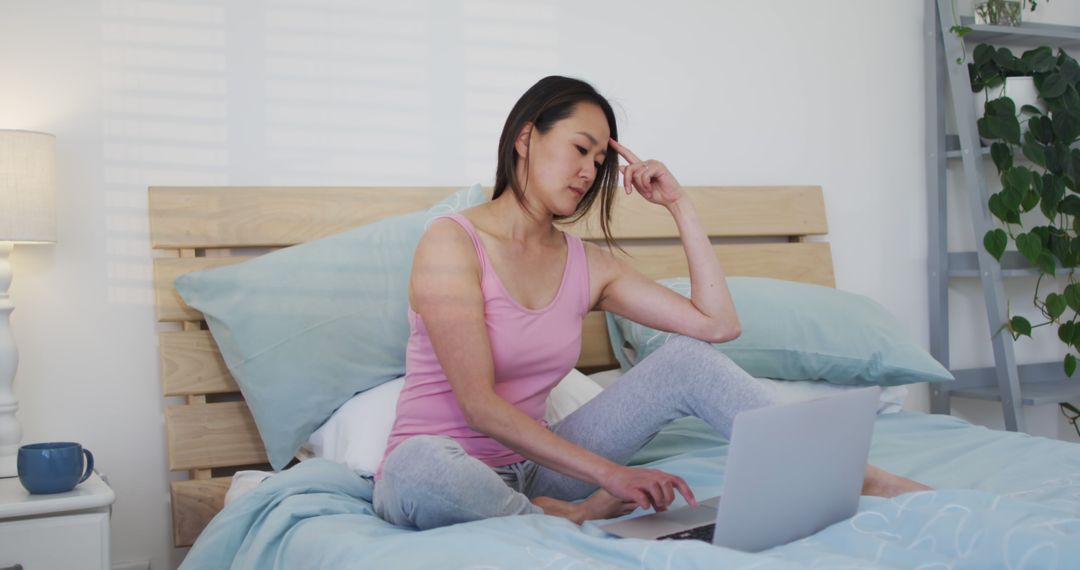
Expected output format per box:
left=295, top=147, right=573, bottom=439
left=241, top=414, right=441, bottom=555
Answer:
left=0, top=130, right=56, bottom=478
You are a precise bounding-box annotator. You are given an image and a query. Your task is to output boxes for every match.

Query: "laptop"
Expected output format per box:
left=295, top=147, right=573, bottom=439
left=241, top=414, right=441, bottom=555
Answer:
left=599, top=386, right=880, bottom=553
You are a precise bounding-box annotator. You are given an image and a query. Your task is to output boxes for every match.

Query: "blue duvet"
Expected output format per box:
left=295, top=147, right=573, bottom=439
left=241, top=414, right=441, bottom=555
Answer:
left=181, top=412, right=1080, bottom=569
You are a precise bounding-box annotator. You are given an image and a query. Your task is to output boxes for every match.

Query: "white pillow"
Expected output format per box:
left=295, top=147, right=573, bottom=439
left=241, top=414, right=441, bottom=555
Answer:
left=223, top=470, right=272, bottom=506
left=303, top=377, right=405, bottom=474
left=754, top=376, right=907, bottom=414
left=545, top=369, right=605, bottom=424
left=303, top=370, right=606, bottom=474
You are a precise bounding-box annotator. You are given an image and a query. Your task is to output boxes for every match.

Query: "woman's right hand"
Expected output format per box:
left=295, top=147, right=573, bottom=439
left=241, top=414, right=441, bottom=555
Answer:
left=602, top=465, right=696, bottom=512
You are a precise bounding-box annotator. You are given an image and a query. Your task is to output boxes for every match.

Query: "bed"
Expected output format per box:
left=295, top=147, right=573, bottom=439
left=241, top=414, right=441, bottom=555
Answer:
left=150, top=185, right=1080, bottom=568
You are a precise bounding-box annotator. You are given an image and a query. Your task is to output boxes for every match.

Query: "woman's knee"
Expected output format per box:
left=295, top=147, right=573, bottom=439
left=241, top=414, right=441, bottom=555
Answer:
left=654, top=334, right=734, bottom=367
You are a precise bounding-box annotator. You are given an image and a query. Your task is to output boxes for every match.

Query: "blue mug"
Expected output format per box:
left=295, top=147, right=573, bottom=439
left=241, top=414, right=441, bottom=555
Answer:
left=17, top=442, right=94, bottom=495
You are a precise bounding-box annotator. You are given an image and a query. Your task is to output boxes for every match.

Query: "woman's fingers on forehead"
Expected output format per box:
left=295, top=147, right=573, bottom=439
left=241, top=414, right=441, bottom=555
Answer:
left=609, top=137, right=642, bottom=163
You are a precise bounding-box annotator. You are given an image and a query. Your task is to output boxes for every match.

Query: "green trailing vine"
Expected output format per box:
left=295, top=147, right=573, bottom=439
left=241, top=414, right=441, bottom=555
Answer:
left=972, top=44, right=1080, bottom=379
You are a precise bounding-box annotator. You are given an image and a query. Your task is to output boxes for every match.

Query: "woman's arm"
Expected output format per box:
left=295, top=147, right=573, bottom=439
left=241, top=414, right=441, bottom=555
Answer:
left=411, top=219, right=693, bottom=510
left=596, top=139, right=740, bottom=342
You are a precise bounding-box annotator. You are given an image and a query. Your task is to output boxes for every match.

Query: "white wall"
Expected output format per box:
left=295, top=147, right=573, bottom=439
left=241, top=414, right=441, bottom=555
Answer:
left=1, top=1, right=1078, bottom=568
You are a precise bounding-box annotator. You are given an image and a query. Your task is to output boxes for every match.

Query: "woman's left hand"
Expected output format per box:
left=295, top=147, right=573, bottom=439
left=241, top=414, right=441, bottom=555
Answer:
left=610, top=138, right=684, bottom=207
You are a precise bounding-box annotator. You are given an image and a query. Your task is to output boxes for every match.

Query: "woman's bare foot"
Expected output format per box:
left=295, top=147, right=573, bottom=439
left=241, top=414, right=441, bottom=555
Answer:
left=579, top=489, right=639, bottom=520
left=862, top=465, right=933, bottom=498
left=532, top=490, right=637, bottom=524
left=532, top=496, right=588, bottom=524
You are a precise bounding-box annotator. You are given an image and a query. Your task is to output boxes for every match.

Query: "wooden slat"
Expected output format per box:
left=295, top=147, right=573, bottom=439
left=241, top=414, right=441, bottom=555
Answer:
left=171, top=477, right=231, bottom=546
left=580, top=312, right=616, bottom=369
left=150, top=186, right=465, bottom=248
left=566, top=186, right=827, bottom=240
left=154, top=256, right=252, bottom=321
left=149, top=186, right=826, bottom=249
left=165, top=401, right=266, bottom=471
left=618, top=242, right=836, bottom=287
left=161, top=330, right=236, bottom=396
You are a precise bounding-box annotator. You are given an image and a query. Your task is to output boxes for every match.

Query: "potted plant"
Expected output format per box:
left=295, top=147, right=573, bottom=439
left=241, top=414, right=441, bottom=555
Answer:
left=950, top=0, right=1050, bottom=63
left=974, top=0, right=1047, bottom=26
left=973, top=43, right=1080, bottom=376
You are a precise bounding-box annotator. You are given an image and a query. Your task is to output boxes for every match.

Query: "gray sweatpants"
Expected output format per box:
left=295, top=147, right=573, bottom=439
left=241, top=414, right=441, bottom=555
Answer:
left=373, top=335, right=775, bottom=530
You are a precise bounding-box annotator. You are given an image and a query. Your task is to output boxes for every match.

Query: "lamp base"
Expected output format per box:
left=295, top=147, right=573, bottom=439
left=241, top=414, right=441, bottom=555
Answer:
left=0, top=242, right=21, bottom=480
left=0, top=454, right=15, bottom=478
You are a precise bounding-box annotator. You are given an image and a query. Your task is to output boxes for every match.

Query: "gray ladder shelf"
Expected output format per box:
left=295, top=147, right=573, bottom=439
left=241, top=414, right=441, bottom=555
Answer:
left=926, top=0, right=1080, bottom=432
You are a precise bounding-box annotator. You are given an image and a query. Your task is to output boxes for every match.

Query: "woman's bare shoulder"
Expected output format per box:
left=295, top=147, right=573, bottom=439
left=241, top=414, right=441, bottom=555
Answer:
left=414, top=217, right=480, bottom=270
left=582, top=240, right=624, bottom=290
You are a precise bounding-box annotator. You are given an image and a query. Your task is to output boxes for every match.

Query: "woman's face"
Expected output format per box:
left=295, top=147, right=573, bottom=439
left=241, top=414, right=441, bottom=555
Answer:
left=517, top=102, right=610, bottom=217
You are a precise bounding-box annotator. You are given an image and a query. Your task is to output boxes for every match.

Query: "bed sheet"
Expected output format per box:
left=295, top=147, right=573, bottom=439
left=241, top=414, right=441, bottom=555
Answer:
left=181, top=412, right=1080, bottom=569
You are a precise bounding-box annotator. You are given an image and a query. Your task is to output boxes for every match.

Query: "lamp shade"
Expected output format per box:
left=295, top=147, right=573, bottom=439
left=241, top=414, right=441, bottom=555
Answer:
left=0, top=130, right=56, bottom=243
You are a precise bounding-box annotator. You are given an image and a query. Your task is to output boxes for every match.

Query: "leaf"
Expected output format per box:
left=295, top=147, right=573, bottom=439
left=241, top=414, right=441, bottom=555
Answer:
left=951, top=25, right=973, bottom=38
left=1060, top=321, right=1076, bottom=344
left=1019, top=104, right=1044, bottom=116
left=1061, top=55, right=1080, bottom=83
left=1023, top=139, right=1047, bottom=169
left=1065, top=283, right=1080, bottom=313
left=1031, top=115, right=1054, bottom=144
left=986, top=96, right=1017, bottom=117
left=1052, top=109, right=1080, bottom=143
left=989, top=193, right=1009, bottom=222
left=1067, top=353, right=1077, bottom=377
left=1030, top=226, right=1051, bottom=244
left=994, top=47, right=1020, bottom=71
left=1001, top=185, right=1024, bottom=211
left=1021, top=189, right=1040, bottom=212
left=1047, top=145, right=1069, bottom=175
left=1010, top=316, right=1032, bottom=338
left=1039, top=72, right=1069, bottom=99
left=1061, top=195, right=1080, bottom=216
left=1005, top=166, right=1033, bottom=195
left=1038, top=251, right=1057, bottom=276
left=1016, top=232, right=1043, bottom=263
left=984, top=229, right=1008, bottom=260
left=1063, top=86, right=1080, bottom=112
left=974, top=44, right=996, bottom=67
left=1047, top=293, right=1067, bottom=319
left=991, top=142, right=1013, bottom=171
left=1022, top=46, right=1056, bottom=73
left=1049, top=230, right=1069, bottom=262
left=989, top=115, right=1022, bottom=144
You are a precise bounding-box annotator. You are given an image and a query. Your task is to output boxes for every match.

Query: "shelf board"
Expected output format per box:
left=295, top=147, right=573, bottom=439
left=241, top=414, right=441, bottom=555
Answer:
left=961, top=17, right=1080, bottom=50
left=947, top=251, right=1073, bottom=277
left=944, top=135, right=991, bottom=159
left=951, top=380, right=1080, bottom=405
left=949, top=361, right=1080, bottom=405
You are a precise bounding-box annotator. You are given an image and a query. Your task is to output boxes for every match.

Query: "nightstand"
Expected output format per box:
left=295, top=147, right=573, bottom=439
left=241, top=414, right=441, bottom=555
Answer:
left=0, top=472, right=115, bottom=570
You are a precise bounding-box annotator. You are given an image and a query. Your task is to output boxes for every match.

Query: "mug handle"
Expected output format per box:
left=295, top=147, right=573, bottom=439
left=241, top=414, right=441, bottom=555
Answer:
left=79, top=449, right=94, bottom=484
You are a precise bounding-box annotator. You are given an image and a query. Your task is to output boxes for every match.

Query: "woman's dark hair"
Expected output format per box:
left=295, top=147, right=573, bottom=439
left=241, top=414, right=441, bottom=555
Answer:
left=494, top=75, right=620, bottom=249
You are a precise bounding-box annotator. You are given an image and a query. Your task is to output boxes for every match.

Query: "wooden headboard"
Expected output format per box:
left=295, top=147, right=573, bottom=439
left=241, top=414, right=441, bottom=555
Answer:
left=149, top=185, right=831, bottom=546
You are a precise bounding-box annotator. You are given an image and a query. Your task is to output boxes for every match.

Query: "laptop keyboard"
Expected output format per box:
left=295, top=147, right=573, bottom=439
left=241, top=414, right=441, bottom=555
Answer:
left=658, top=523, right=715, bottom=542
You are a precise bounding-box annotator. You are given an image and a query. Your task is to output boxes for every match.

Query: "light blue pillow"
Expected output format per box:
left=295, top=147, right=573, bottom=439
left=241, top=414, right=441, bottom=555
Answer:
left=606, top=276, right=953, bottom=387
left=175, top=185, right=488, bottom=470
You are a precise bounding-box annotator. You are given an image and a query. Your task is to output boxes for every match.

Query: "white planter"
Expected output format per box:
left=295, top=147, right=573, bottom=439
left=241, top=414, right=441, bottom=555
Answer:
left=974, top=76, right=1046, bottom=142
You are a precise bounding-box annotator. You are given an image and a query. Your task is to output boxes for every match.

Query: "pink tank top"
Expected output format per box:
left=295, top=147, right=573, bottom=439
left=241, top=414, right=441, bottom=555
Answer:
left=377, top=213, right=591, bottom=479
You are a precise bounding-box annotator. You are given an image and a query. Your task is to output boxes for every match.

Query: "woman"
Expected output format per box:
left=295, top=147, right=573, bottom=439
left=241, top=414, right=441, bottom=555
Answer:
left=373, top=75, right=929, bottom=530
